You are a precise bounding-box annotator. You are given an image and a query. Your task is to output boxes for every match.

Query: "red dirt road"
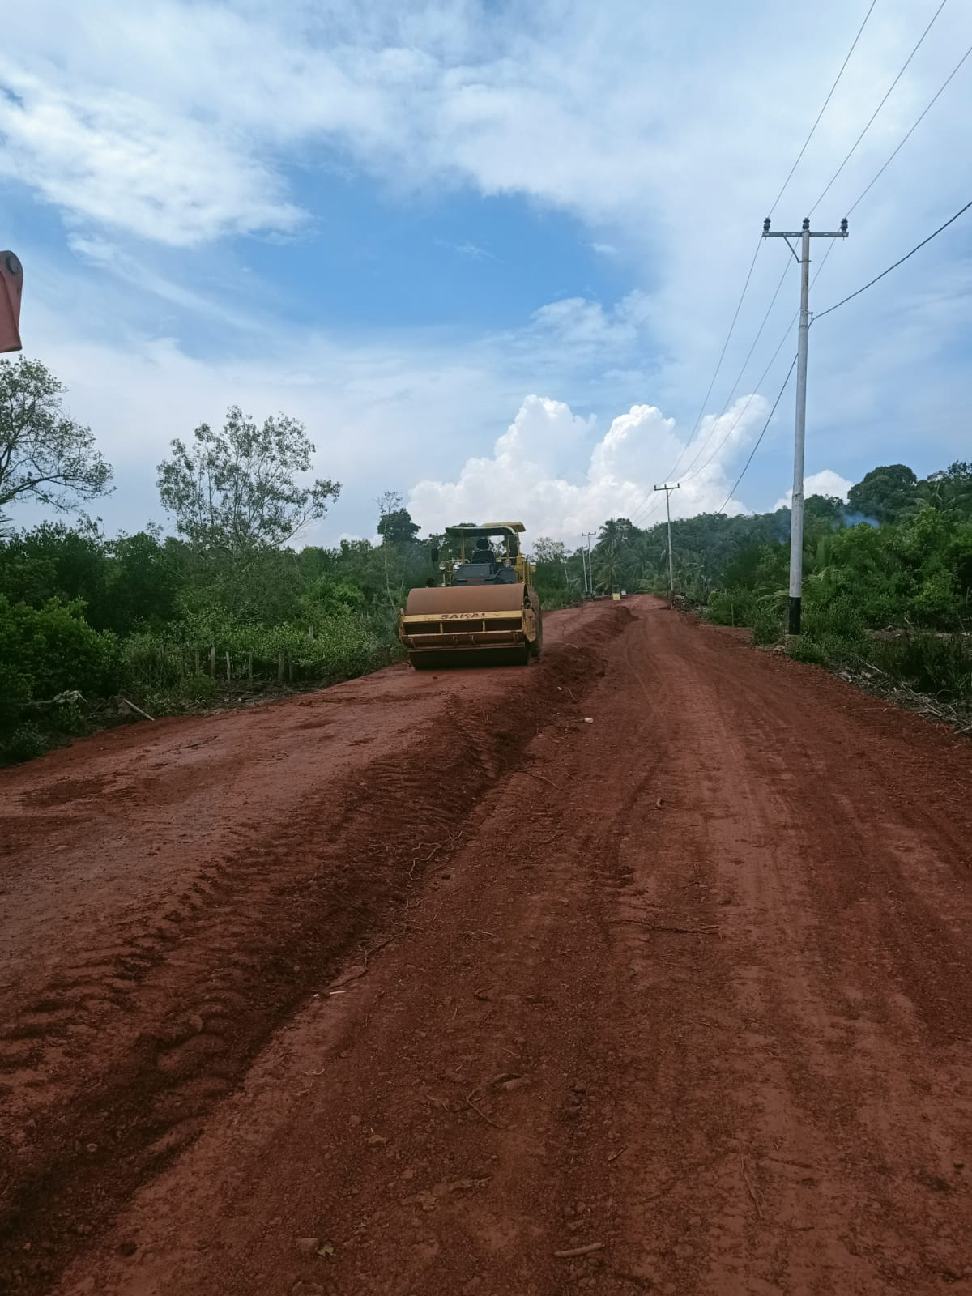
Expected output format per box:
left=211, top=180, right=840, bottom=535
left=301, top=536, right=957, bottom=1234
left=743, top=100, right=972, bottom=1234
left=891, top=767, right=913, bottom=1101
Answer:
left=1, top=597, right=970, bottom=1295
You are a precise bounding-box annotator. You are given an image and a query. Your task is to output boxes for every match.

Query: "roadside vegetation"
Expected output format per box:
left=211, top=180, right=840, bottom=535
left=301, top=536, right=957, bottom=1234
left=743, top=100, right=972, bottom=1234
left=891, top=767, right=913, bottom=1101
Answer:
left=583, top=464, right=972, bottom=725
left=0, top=357, right=440, bottom=760
left=2, top=354, right=969, bottom=760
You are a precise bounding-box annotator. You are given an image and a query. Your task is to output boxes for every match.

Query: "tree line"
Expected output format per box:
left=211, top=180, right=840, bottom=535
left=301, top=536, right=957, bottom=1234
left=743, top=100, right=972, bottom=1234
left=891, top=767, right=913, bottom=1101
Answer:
left=0, top=357, right=443, bottom=759
left=1, top=354, right=969, bottom=760
left=571, top=460, right=972, bottom=709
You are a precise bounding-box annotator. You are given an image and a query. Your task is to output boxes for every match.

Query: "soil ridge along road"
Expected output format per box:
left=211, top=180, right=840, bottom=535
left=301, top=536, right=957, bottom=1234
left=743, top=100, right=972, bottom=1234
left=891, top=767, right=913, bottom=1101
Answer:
left=1, top=596, right=970, bottom=1295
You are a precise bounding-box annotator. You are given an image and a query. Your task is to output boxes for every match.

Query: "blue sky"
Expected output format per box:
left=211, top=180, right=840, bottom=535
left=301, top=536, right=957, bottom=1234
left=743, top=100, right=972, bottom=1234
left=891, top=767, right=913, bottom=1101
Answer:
left=2, top=0, right=970, bottom=545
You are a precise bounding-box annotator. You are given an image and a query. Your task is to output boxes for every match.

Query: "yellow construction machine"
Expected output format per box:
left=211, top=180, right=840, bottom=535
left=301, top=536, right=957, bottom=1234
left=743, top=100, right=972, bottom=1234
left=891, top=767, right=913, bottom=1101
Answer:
left=398, top=522, right=542, bottom=668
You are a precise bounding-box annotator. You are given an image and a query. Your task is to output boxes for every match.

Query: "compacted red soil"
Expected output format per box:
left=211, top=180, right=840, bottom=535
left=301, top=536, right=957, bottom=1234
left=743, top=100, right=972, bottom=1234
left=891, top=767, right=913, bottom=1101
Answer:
left=1, top=596, right=969, bottom=1295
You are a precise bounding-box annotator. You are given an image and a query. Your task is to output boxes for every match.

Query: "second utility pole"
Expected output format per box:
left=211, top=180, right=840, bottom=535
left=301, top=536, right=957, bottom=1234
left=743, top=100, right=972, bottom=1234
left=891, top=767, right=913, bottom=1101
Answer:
left=763, top=215, right=847, bottom=634
left=583, top=531, right=597, bottom=596
left=653, top=482, right=680, bottom=600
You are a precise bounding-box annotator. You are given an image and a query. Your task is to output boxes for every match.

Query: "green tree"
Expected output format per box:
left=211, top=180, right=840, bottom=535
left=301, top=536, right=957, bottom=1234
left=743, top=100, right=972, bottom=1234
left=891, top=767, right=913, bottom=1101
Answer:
left=376, top=491, right=420, bottom=546
left=0, top=357, right=112, bottom=528
left=157, top=406, right=340, bottom=553
left=595, top=517, right=638, bottom=591
left=805, top=494, right=844, bottom=524
left=373, top=492, right=436, bottom=614
left=530, top=536, right=578, bottom=608
left=532, top=536, right=567, bottom=566
left=0, top=520, right=105, bottom=609
left=916, top=461, right=972, bottom=516
left=103, top=529, right=185, bottom=633
left=847, top=464, right=917, bottom=523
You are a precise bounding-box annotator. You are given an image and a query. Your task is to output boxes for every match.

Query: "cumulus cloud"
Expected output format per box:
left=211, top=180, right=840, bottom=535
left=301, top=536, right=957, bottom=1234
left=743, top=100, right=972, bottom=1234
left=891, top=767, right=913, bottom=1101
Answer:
left=773, top=469, right=853, bottom=511
left=408, top=391, right=770, bottom=541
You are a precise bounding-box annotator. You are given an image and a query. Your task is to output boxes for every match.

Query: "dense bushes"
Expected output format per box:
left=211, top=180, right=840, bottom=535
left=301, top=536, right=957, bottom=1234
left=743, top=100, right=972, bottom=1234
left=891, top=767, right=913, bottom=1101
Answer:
left=634, top=462, right=972, bottom=711
left=697, top=498, right=972, bottom=707
left=0, top=595, right=119, bottom=710
left=0, top=522, right=428, bottom=760
left=0, top=595, right=121, bottom=759
left=868, top=634, right=972, bottom=700
left=119, top=609, right=392, bottom=716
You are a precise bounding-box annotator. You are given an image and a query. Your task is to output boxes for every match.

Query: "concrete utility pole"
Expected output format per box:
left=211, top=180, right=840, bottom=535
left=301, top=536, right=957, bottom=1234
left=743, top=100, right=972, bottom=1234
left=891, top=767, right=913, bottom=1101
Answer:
left=763, top=216, right=848, bottom=634
left=583, top=531, right=597, bottom=596
left=653, top=483, right=680, bottom=599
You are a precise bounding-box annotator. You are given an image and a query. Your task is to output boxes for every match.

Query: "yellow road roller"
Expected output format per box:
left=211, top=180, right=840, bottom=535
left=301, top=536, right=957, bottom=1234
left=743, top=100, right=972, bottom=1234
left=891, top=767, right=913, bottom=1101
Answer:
left=398, top=522, right=543, bottom=668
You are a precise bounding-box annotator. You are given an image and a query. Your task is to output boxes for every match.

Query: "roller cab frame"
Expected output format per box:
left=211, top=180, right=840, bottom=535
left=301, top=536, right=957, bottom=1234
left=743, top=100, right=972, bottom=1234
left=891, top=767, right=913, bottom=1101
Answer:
left=399, top=522, right=543, bottom=668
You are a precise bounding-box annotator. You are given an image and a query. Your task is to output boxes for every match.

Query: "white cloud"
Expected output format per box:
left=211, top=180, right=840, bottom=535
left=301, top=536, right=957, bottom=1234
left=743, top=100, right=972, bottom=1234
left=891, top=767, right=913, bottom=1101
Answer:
left=773, top=469, right=853, bottom=511
left=7, top=272, right=531, bottom=542
left=4, top=239, right=794, bottom=545
left=0, top=66, right=303, bottom=246
left=528, top=292, right=651, bottom=355
left=408, top=391, right=769, bottom=542
left=7, top=0, right=968, bottom=267
left=65, top=236, right=263, bottom=328
left=3, top=0, right=971, bottom=537
left=437, top=239, right=497, bottom=261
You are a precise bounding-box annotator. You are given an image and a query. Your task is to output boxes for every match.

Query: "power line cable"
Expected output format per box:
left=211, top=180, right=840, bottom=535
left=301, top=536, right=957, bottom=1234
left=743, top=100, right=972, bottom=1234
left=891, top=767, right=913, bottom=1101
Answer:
left=712, top=198, right=971, bottom=523
left=621, top=236, right=765, bottom=536
left=683, top=326, right=793, bottom=487
left=644, top=7, right=965, bottom=532
left=718, top=199, right=971, bottom=514
left=682, top=240, right=841, bottom=486
left=676, top=258, right=792, bottom=482
left=624, top=242, right=838, bottom=534
left=846, top=40, right=972, bottom=215
left=626, top=239, right=839, bottom=532
left=718, top=354, right=799, bottom=513
left=708, top=26, right=969, bottom=538
left=663, top=238, right=763, bottom=478
left=767, top=0, right=880, bottom=217
left=813, top=196, right=972, bottom=321
left=809, top=0, right=950, bottom=215
left=622, top=252, right=783, bottom=530
left=627, top=2, right=881, bottom=533
left=624, top=4, right=960, bottom=549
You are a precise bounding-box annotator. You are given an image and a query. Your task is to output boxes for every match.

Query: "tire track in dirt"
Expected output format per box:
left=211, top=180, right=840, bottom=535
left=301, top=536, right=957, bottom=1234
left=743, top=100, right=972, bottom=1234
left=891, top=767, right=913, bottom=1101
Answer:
left=0, top=607, right=628, bottom=1296
left=47, top=600, right=667, bottom=1295
left=4, top=597, right=971, bottom=1296
left=567, top=604, right=972, bottom=1293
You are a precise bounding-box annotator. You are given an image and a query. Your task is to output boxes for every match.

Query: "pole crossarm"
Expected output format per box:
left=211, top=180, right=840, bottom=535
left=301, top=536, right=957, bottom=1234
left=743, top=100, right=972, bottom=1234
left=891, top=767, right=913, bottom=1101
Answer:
left=763, top=217, right=849, bottom=240
left=765, top=230, right=849, bottom=240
